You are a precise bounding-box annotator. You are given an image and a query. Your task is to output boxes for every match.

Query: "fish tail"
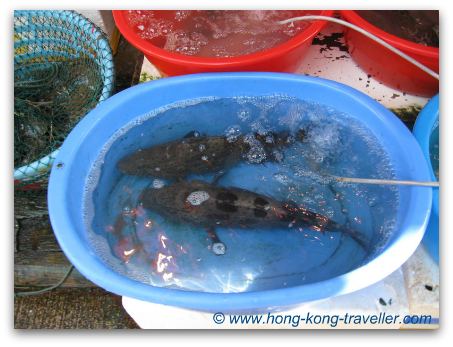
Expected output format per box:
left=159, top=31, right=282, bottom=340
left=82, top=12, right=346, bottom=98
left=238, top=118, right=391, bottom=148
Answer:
left=343, top=227, right=370, bottom=252
left=328, top=221, right=370, bottom=252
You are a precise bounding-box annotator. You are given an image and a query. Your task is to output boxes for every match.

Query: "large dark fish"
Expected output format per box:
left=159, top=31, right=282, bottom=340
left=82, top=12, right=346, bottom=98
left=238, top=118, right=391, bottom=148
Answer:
left=140, top=180, right=369, bottom=255
left=117, top=130, right=305, bottom=179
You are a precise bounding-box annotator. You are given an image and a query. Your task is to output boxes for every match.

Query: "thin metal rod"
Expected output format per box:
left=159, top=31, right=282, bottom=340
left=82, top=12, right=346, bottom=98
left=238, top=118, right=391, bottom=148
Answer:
left=334, top=176, right=439, bottom=187
left=278, top=15, right=439, bottom=80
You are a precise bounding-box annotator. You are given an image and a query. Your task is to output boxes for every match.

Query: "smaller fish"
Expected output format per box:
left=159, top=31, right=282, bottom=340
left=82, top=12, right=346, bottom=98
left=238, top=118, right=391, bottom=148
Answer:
left=140, top=180, right=369, bottom=255
left=117, top=130, right=305, bottom=179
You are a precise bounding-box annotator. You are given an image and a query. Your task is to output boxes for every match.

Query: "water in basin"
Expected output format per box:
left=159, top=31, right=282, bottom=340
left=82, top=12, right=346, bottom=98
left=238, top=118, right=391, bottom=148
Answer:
left=429, top=122, right=439, bottom=179
left=84, top=95, right=399, bottom=293
left=125, top=10, right=312, bottom=57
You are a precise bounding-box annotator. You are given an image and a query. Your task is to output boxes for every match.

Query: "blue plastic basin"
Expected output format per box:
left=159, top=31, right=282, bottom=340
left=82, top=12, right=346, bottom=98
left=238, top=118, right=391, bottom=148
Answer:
left=413, top=94, right=439, bottom=263
left=48, top=73, right=432, bottom=312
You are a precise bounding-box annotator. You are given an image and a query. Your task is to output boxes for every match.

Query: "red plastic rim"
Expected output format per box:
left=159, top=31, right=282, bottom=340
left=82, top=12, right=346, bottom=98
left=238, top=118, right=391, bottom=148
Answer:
left=341, top=10, right=439, bottom=59
left=113, top=10, right=334, bottom=68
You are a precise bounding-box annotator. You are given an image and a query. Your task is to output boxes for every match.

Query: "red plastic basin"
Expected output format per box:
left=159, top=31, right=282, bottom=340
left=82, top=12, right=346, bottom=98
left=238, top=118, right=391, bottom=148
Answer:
left=340, top=10, right=439, bottom=97
left=113, top=10, right=333, bottom=76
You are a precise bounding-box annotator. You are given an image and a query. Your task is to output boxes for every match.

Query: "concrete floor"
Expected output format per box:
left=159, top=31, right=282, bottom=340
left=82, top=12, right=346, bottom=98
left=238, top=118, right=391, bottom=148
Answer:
left=14, top=287, right=139, bottom=329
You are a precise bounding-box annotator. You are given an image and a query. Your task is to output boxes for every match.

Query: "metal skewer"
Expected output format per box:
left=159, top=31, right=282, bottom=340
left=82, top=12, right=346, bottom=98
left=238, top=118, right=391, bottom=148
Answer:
left=334, top=176, right=439, bottom=187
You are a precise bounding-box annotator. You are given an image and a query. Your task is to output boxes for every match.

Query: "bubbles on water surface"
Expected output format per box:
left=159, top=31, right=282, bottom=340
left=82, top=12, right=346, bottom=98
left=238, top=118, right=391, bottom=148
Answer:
left=273, top=173, right=291, bottom=185
left=125, top=10, right=314, bottom=57
left=164, top=30, right=209, bottom=56
left=224, top=125, right=242, bottom=143
left=243, top=133, right=267, bottom=163
left=186, top=191, right=210, bottom=206
left=152, top=179, right=166, bottom=189
left=237, top=109, right=251, bottom=122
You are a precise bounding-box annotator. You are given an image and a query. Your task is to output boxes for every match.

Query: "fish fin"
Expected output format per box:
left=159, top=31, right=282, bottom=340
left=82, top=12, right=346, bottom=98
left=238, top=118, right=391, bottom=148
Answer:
left=254, top=132, right=273, bottom=144
left=212, top=170, right=227, bottom=185
left=206, top=227, right=226, bottom=255
left=329, top=222, right=370, bottom=252
left=276, top=129, right=306, bottom=145
left=183, top=130, right=203, bottom=138
left=283, top=199, right=300, bottom=210
left=295, top=128, right=307, bottom=142
left=345, top=228, right=370, bottom=252
left=206, top=227, right=220, bottom=243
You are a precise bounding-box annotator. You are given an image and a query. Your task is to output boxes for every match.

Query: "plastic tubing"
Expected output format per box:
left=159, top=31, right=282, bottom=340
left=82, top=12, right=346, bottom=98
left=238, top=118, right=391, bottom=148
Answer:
left=279, top=15, right=440, bottom=80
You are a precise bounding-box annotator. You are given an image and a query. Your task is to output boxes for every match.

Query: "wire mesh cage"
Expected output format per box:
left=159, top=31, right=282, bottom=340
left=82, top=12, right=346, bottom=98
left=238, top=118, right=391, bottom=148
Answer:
left=14, top=10, right=115, bottom=186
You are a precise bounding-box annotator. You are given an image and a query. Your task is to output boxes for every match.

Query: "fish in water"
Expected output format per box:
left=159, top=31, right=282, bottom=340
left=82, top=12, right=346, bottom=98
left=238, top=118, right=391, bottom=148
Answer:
left=140, top=180, right=369, bottom=255
left=117, top=130, right=305, bottom=179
